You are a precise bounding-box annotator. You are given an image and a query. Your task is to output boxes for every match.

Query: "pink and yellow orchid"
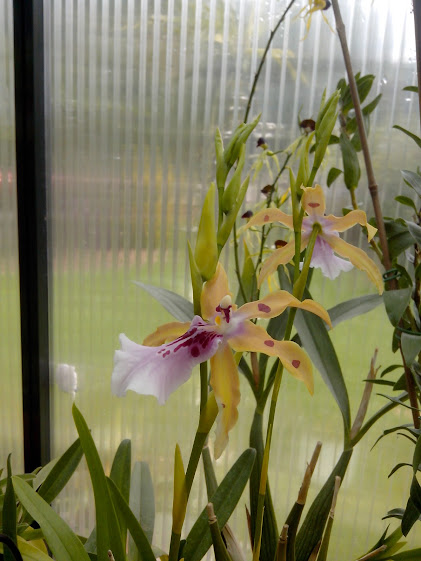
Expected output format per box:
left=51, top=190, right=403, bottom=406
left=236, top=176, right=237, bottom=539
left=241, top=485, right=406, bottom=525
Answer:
left=112, top=263, right=331, bottom=458
left=246, top=184, right=384, bottom=293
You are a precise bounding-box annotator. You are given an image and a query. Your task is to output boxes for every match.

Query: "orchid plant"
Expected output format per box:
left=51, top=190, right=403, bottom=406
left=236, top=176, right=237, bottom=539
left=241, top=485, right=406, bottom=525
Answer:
left=3, top=2, right=421, bottom=561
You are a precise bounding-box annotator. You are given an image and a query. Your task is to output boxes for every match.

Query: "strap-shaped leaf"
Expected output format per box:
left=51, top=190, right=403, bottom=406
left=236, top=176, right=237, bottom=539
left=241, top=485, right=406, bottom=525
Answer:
left=129, top=462, right=155, bottom=551
left=107, top=478, right=156, bottom=561
left=183, top=449, right=256, bottom=561
left=110, top=440, right=131, bottom=546
left=12, top=476, right=91, bottom=561
left=295, top=309, right=351, bottom=432
left=133, top=281, right=194, bottom=322
left=393, top=125, right=421, bottom=149
left=3, top=455, right=17, bottom=561
left=328, top=293, right=382, bottom=328
left=72, top=404, right=126, bottom=561
left=402, top=170, right=421, bottom=198
left=402, top=496, right=421, bottom=537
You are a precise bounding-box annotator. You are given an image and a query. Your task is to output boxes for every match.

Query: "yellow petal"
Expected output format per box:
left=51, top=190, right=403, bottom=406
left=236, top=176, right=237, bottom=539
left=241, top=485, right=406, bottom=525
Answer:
left=325, top=234, right=384, bottom=294
left=228, top=322, right=313, bottom=393
left=301, top=184, right=326, bottom=216
left=143, top=322, right=191, bottom=346
left=324, top=210, right=377, bottom=242
left=258, top=238, right=308, bottom=288
left=243, top=208, right=294, bottom=230
left=201, top=263, right=230, bottom=321
left=210, top=345, right=241, bottom=459
left=236, top=291, right=331, bottom=327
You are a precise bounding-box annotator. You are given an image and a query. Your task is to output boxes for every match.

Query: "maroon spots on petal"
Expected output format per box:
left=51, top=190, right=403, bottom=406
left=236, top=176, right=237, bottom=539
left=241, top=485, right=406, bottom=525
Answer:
left=191, top=346, right=200, bottom=357
left=264, top=214, right=270, bottom=222
left=308, top=202, right=320, bottom=208
left=264, top=340, right=274, bottom=347
left=292, top=359, right=300, bottom=368
left=258, top=303, right=271, bottom=313
left=162, top=351, right=170, bottom=358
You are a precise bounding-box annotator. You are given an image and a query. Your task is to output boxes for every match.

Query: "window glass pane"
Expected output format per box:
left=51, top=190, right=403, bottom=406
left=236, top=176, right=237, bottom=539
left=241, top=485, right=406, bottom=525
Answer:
left=0, top=0, right=24, bottom=472
left=46, top=0, right=419, bottom=555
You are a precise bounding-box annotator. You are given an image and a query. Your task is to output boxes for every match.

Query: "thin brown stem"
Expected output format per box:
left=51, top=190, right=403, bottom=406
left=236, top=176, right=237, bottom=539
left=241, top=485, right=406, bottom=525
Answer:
left=331, top=0, right=392, bottom=276
left=244, top=0, right=297, bottom=123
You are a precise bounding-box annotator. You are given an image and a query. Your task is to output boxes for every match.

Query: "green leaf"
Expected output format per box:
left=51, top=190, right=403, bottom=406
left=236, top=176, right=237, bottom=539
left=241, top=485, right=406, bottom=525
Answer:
left=129, top=462, right=155, bottom=554
left=413, top=435, right=421, bottom=473
left=390, top=549, right=421, bottom=560
left=401, top=170, right=421, bottom=198
left=12, top=476, right=91, bottom=561
left=381, top=364, right=404, bottom=377
left=406, top=221, right=421, bottom=245
left=107, top=477, right=156, bottom=561
left=410, top=475, right=421, bottom=513
left=403, top=86, right=419, bottom=93
left=16, top=536, right=53, bottom=561
left=395, top=196, right=417, bottom=212
left=401, top=332, right=421, bottom=365
left=383, top=288, right=412, bottom=326
left=110, top=440, right=131, bottom=546
left=183, top=449, right=256, bottom=561
left=362, top=93, right=382, bottom=115
left=327, top=294, right=382, bottom=328
left=327, top=167, right=342, bottom=187
left=402, top=496, right=421, bottom=536
left=72, top=404, right=126, bottom=561
left=295, top=308, right=351, bottom=432
left=339, top=133, right=360, bottom=190
left=249, top=412, right=278, bottom=561
left=236, top=241, right=256, bottom=307
left=3, top=455, right=17, bottom=561
left=133, top=281, right=194, bottom=322
left=393, top=125, right=421, bottom=149
left=389, top=463, right=413, bottom=478
left=296, top=450, right=353, bottom=561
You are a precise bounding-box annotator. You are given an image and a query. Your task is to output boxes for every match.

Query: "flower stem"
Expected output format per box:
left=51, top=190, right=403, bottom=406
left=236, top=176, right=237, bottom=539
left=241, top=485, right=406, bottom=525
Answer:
left=243, top=0, right=297, bottom=123
left=252, top=225, right=320, bottom=559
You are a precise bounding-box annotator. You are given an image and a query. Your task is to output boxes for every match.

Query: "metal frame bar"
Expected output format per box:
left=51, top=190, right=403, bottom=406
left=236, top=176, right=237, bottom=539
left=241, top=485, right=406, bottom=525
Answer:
left=13, top=0, right=50, bottom=471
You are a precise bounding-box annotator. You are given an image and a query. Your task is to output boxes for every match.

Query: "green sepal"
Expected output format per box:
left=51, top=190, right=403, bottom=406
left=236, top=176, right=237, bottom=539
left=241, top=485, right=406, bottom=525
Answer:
left=195, top=183, right=218, bottom=281
left=295, top=132, right=314, bottom=189
left=215, top=128, right=227, bottom=192
left=224, top=115, right=260, bottom=169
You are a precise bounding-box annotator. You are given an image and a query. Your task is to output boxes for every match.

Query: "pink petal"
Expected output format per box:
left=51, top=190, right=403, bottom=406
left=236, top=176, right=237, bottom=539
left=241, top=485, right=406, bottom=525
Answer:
left=308, top=236, right=353, bottom=280
left=112, top=316, right=223, bottom=403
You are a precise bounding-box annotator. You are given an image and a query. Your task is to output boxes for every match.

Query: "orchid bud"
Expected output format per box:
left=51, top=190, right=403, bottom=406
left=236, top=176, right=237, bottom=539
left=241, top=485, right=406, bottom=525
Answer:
left=222, top=144, right=246, bottom=213
left=195, top=183, right=218, bottom=280
left=224, top=114, right=260, bottom=169
left=172, top=444, right=187, bottom=535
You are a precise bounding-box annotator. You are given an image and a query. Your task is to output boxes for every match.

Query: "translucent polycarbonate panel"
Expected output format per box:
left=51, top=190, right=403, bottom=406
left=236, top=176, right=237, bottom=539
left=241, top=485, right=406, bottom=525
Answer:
left=45, top=0, right=419, bottom=556
left=0, top=0, right=24, bottom=473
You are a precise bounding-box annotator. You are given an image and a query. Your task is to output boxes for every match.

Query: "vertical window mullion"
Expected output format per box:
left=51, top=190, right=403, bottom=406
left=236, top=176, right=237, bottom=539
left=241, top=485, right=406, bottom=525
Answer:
left=13, top=0, right=50, bottom=471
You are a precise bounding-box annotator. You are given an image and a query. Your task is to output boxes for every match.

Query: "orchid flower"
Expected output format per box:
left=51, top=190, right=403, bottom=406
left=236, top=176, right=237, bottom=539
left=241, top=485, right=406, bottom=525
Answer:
left=245, top=184, right=384, bottom=293
left=112, top=263, right=331, bottom=458
left=297, top=0, right=334, bottom=39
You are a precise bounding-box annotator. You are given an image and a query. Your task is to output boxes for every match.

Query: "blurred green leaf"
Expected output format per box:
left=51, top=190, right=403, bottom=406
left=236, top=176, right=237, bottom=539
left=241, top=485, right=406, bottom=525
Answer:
left=402, top=170, right=421, bottom=198
left=72, top=404, right=126, bottom=561
left=12, top=476, right=91, bottom=561
left=401, top=333, right=421, bottom=366
left=384, top=219, right=414, bottom=260
left=110, top=439, right=131, bottom=547
left=402, top=496, right=421, bottom=536
left=381, top=364, right=404, bottom=377
left=406, top=221, right=421, bottom=245
left=327, top=167, right=342, bottom=187
left=129, top=462, right=155, bottom=553
left=327, top=294, right=382, bottom=328
left=339, top=133, right=360, bottom=190
left=107, top=477, right=156, bottom=561
left=133, top=281, right=194, bottom=322
left=183, top=449, right=256, bottom=561
left=395, top=196, right=417, bottom=212
left=389, top=463, right=413, bottom=478
left=295, top=308, right=351, bottom=432
left=383, top=288, right=412, bottom=326
left=393, top=125, right=421, bottom=149
left=403, top=86, right=419, bottom=93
